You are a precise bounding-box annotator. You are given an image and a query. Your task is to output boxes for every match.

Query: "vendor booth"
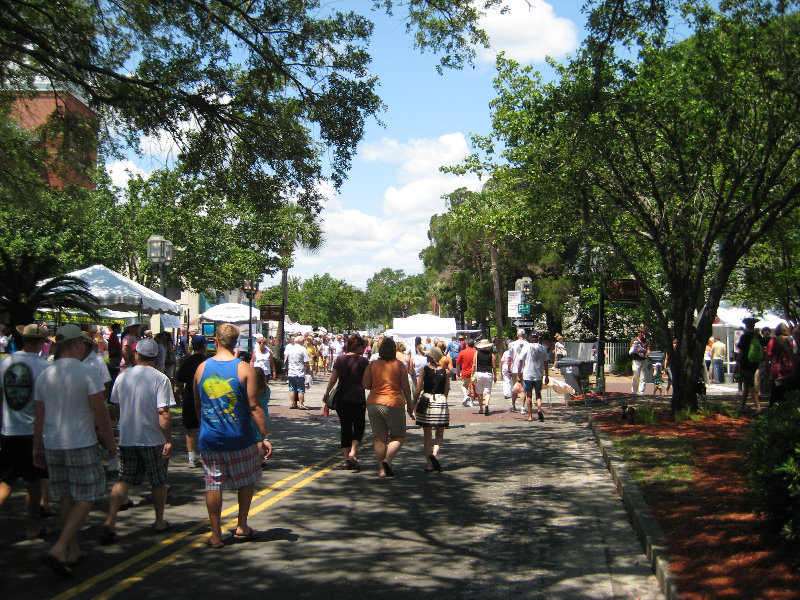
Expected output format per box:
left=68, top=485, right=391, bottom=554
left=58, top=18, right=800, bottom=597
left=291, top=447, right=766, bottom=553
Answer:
left=712, top=305, right=785, bottom=381
left=391, top=314, right=457, bottom=352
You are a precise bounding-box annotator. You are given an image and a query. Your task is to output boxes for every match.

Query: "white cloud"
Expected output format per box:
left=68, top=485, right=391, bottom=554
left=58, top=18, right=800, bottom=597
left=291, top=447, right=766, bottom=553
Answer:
left=106, top=159, right=149, bottom=188
left=277, top=133, right=482, bottom=288
left=478, top=0, right=578, bottom=64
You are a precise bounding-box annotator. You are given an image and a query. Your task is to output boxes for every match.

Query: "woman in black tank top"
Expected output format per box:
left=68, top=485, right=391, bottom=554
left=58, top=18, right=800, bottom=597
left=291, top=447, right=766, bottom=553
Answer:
left=412, top=347, right=450, bottom=472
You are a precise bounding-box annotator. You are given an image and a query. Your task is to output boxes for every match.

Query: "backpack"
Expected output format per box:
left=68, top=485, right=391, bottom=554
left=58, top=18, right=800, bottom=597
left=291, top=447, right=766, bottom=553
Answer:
left=747, top=337, right=764, bottom=363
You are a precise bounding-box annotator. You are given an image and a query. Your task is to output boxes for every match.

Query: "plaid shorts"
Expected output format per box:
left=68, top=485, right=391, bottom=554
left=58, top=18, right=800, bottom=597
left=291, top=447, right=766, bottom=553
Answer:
left=119, top=445, right=168, bottom=487
left=45, top=445, right=105, bottom=502
left=200, top=444, right=262, bottom=491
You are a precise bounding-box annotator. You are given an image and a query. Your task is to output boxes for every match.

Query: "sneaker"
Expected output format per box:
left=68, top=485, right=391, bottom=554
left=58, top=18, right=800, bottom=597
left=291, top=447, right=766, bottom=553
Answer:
left=538, top=410, right=545, bottom=422
left=188, top=459, right=201, bottom=468
left=461, top=397, right=470, bottom=406
left=484, top=406, right=489, bottom=416
left=467, top=400, right=474, bottom=407
left=509, top=403, right=515, bottom=412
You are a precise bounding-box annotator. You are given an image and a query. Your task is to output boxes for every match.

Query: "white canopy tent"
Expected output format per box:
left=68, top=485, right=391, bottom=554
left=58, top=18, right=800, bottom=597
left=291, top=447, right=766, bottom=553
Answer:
left=67, top=264, right=182, bottom=316
left=712, top=306, right=786, bottom=378
left=391, top=314, right=457, bottom=353
left=199, top=302, right=258, bottom=323
left=285, top=322, right=313, bottom=335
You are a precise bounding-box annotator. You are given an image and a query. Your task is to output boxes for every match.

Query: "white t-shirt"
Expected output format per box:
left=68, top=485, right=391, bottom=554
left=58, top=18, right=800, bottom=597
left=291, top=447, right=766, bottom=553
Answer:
left=111, top=365, right=174, bottom=446
left=500, top=350, right=511, bottom=376
left=0, top=351, right=51, bottom=436
left=508, top=338, right=527, bottom=374
left=35, top=358, right=104, bottom=450
left=518, top=342, right=548, bottom=381
left=84, top=350, right=112, bottom=389
left=413, top=353, right=428, bottom=378
left=284, top=343, right=310, bottom=377
left=330, top=340, right=343, bottom=359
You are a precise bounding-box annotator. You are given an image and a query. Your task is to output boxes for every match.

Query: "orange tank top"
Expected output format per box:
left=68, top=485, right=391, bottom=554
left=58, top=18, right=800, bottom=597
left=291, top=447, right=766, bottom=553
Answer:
left=366, top=359, right=405, bottom=408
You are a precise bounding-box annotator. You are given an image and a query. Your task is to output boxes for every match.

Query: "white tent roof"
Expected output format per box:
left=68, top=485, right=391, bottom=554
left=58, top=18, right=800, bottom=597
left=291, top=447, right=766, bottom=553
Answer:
left=714, top=306, right=785, bottom=330
left=199, top=302, right=259, bottom=324
left=392, top=314, right=457, bottom=337
left=285, top=322, right=313, bottom=334
left=67, top=264, right=181, bottom=315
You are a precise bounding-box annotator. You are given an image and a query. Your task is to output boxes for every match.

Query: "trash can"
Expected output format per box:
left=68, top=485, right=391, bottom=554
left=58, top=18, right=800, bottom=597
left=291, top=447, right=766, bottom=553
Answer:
left=557, top=358, right=596, bottom=394
left=645, top=351, right=665, bottom=383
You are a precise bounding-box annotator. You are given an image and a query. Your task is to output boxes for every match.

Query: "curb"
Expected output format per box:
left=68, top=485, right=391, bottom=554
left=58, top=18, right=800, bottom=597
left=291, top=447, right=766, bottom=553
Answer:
left=588, top=417, right=683, bottom=600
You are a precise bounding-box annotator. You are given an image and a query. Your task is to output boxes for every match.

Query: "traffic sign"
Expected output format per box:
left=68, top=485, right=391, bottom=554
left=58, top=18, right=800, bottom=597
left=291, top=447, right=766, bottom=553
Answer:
left=259, top=304, right=283, bottom=321
left=518, top=303, right=530, bottom=314
left=513, top=319, right=536, bottom=327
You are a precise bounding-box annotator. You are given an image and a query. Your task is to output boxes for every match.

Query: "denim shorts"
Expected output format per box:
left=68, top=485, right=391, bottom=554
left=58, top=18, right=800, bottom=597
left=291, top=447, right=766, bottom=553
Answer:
left=523, top=379, right=543, bottom=396
left=287, top=375, right=306, bottom=394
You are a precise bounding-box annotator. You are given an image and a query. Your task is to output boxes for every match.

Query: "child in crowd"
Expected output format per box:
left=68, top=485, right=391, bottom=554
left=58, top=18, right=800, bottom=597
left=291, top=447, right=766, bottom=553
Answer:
left=251, top=367, right=270, bottom=466
left=652, top=363, right=663, bottom=395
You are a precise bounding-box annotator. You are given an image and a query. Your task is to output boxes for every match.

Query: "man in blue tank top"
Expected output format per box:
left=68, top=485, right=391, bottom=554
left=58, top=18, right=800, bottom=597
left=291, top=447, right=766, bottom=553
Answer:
left=193, top=323, right=272, bottom=548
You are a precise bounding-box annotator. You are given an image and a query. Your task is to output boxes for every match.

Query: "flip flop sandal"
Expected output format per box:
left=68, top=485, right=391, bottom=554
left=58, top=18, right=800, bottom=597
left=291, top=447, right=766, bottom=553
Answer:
left=207, top=538, right=226, bottom=549
left=345, top=457, right=359, bottom=471
left=99, top=526, right=118, bottom=546
left=152, top=521, right=174, bottom=533
left=26, top=526, right=53, bottom=540
left=381, top=462, right=394, bottom=478
left=429, top=455, right=441, bottom=472
left=230, top=527, right=260, bottom=542
left=118, top=499, right=135, bottom=511
left=41, top=554, right=74, bottom=579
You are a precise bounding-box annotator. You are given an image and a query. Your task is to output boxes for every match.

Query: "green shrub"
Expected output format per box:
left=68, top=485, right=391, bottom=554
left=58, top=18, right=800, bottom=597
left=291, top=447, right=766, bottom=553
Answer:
left=743, top=393, right=800, bottom=544
left=614, top=353, right=633, bottom=376
left=637, top=405, right=656, bottom=424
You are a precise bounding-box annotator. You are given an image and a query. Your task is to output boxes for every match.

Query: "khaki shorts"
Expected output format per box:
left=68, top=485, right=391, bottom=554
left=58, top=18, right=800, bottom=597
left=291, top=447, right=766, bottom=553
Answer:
left=367, top=403, right=406, bottom=438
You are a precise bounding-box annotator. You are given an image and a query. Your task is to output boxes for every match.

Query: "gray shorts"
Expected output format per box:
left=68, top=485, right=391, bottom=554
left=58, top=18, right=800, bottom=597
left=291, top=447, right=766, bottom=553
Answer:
left=367, top=403, right=406, bottom=439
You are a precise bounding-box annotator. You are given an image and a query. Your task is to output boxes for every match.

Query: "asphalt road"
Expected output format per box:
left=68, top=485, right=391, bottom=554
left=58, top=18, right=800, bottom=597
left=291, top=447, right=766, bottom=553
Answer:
left=1, top=374, right=665, bottom=600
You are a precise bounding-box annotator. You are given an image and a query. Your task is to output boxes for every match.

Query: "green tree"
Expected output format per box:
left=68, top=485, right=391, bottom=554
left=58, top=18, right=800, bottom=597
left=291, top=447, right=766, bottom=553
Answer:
left=474, top=4, right=800, bottom=411
left=296, top=274, right=363, bottom=331
left=0, top=247, right=99, bottom=333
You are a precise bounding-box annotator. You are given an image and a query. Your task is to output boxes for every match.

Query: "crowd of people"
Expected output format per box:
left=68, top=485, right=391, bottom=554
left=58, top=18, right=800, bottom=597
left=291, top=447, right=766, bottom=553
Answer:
left=5, top=315, right=799, bottom=579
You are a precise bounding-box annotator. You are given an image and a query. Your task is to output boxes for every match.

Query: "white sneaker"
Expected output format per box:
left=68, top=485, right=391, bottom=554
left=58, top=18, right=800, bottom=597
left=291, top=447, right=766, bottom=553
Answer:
left=188, top=459, right=201, bottom=469
left=462, top=397, right=470, bottom=406
left=509, top=403, right=515, bottom=412
left=467, top=400, right=474, bottom=407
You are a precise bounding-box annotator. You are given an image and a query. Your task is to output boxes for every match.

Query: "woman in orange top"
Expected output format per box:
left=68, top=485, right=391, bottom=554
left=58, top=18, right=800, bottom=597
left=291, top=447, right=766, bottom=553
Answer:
left=362, top=337, right=413, bottom=478
left=437, top=340, right=454, bottom=373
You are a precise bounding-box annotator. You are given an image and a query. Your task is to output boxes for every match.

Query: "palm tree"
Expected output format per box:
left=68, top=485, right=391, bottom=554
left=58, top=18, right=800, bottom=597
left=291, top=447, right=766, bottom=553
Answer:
left=0, top=248, right=99, bottom=337
left=274, top=205, right=324, bottom=349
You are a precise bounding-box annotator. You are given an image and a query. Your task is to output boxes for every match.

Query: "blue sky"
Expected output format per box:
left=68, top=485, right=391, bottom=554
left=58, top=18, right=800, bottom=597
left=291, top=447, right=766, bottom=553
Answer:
left=107, top=1, right=587, bottom=289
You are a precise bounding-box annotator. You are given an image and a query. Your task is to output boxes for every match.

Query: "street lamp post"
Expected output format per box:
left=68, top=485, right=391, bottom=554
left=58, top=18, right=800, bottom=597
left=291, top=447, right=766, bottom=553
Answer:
left=147, top=234, right=174, bottom=297
left=242, top=278, right=258, bottom=352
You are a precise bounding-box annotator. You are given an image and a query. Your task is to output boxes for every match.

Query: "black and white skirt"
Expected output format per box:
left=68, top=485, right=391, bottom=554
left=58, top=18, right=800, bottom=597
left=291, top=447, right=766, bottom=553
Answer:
left=416, top=393, right=449, bottom=428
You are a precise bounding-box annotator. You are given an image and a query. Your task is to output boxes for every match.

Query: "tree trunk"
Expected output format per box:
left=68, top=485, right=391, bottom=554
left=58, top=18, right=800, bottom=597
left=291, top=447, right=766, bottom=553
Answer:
left=279, top=266, right=288, bottom=359
left=489, top=241, right=504, bottom=346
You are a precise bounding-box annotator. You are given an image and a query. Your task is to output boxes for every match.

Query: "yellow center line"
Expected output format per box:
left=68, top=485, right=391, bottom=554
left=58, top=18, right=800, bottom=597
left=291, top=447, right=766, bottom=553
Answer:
left=52, top=452, right=343, bottom=600
left=92, top=458, right=344, bottom=600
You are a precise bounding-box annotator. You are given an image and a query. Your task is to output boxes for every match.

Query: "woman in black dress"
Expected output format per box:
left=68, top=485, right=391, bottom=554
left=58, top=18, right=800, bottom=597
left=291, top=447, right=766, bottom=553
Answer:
left=413, top=346, right=450, bottom=472
left=322, top=334, right=369, bottom=471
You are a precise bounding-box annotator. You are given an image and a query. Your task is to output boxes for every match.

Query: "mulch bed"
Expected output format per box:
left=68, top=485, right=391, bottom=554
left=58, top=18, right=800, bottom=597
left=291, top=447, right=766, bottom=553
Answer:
left=593, top=410, right=800, bottom=599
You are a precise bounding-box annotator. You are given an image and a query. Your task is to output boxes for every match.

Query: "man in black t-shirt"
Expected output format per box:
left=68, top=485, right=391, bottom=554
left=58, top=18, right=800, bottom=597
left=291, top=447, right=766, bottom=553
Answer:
left=175, top=335, right=207, bottom=467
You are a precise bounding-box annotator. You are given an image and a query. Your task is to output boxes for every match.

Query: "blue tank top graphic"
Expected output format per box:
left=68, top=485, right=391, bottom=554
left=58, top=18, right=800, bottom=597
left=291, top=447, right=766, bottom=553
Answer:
left=198, top=357, right=255, bottom=451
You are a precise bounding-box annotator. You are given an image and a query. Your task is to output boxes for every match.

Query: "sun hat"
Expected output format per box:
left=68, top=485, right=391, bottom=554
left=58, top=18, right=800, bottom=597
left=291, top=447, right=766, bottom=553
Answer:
left=475, top=339, right=493, bottom=349
left=55, top=324, right=91, bottom=343
left=16, top=324, right=50, bottom=339
left=135, top=338, right=159, bottom=358
left=425, top=346, right=444, bottom=363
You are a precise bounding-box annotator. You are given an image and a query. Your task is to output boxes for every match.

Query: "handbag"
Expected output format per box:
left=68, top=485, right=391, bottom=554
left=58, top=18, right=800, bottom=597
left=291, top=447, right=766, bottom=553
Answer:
left=417, top=394, right=430, bottom=413
left=325, top=385, right=339, bottom=410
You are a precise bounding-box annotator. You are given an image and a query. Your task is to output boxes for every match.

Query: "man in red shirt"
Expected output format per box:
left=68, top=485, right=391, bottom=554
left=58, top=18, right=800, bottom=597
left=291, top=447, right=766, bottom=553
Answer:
left=456, top=338, right=477, bottom=407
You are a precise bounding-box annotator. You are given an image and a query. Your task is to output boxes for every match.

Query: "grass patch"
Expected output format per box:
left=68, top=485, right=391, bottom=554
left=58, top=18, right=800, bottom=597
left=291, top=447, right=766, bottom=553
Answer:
left=612, top=434, right=695, bottom=503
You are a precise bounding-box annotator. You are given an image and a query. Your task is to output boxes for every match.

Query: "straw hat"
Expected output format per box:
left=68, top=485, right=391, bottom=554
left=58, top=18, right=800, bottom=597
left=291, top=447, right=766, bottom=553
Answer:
left=475, top=339, right=492, bottom=349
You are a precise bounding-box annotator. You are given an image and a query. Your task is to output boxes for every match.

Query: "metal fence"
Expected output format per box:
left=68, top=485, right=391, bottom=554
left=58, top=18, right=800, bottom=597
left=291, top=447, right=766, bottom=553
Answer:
left=565, top=341, right=630, bottom=371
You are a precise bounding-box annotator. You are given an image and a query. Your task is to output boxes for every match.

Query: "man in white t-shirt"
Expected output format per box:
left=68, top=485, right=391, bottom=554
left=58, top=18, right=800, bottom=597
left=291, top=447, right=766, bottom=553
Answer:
left=34, top=324, right=116, bottom=578
left=516, top=332, right=550, bottom=422
left=0, top=324, right=51, bottom=539
left=284, top=335, right=311, bottom=409
left=100, top=337, right=174, bottom=544
left=508, top=329, right=528, bottom=412
left=330, top=334, right=344, bottom=362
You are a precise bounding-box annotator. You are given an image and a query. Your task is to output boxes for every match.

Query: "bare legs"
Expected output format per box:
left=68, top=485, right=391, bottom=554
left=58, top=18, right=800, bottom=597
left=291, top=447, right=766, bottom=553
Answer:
left=423, top=427, right=444, bottom=470
left=373, top=433, right=404, bottom=477
left=0, top=479, right=44, bottom=538
left=47, top=498, right=92, bottom=565
left=341, top=439, right=360, bottom=465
